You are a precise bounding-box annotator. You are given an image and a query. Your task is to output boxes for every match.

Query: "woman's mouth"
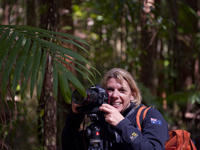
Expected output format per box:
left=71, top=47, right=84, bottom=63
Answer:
left=111, top=102, right=122, bottom=107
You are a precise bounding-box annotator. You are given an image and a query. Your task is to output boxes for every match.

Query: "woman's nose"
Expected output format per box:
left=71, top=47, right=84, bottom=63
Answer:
left=111, top=90, right=119, bottom=98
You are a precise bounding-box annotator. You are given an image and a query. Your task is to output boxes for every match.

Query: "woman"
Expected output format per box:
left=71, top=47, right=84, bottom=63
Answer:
left=62, top=68, right=169, bottom=150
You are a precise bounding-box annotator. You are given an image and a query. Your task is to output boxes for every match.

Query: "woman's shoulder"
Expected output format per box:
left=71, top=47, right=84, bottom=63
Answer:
left=141, top=106, right=167, bottom=124
left=137, top=105, right=165, bottom=120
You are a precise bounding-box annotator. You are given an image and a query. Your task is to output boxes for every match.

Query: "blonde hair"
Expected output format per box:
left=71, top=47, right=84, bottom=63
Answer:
left=101, top=68, right=142, bottom=107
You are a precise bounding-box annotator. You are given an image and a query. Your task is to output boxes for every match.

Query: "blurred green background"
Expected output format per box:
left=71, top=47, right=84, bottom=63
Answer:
left=0, top=0, right=200, bottom=149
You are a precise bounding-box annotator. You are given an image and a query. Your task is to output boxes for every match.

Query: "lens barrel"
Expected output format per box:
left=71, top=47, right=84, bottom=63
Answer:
left=72, top=90, right=88, bottom=105
left=71, top=85, right=109, bottom=114
left=72, top=89, right=99, bottom=106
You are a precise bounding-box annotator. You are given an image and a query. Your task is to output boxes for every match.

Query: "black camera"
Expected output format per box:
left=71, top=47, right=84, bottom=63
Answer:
left=72, top=85, right=111, bottom=150
left=72, top=85, right=110, bottom=114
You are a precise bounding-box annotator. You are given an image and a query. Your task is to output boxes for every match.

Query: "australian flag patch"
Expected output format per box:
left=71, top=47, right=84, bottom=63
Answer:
left=150, top=118, right=162, bottom=125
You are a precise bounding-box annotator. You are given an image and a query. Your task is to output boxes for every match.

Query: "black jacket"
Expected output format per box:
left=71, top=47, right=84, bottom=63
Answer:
left=62, top=103, right=169, bottom=150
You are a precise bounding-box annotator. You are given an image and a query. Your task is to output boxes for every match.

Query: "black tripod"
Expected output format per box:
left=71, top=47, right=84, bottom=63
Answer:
left=85, top=113, right=110, bottom=150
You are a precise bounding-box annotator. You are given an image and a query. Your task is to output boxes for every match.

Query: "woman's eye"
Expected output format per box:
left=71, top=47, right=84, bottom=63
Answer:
left=119, top=89, right=126, bottom=92
left=106, top=88, right=113, bottom=92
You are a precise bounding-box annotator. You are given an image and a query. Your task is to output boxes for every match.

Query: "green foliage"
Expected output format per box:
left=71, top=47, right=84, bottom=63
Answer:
left=72, top=0, right=143, bottom=77
left=1, top=0, right=200, bottom=149
left=0, top=25, right=99, bottom=103
left=72, top=0, right=200, bottom=131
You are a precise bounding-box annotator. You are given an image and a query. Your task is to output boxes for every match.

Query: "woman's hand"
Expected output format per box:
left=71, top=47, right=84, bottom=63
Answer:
left=99, top=104, right=124, bottom=126
left=71, top=102, right=81, bottom=114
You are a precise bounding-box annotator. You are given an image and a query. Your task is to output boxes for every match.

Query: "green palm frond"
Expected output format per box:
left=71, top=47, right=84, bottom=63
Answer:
left=0, top=25, right=99, bottom=102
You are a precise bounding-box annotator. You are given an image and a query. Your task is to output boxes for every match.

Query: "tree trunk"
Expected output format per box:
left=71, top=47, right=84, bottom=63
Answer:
left=44, top=0, right=57, bottom=149
left=37, top=0, right=48, bottom=144
left=183, top=0, right=198, bottom=90
left=182, top=0, right=199, bottom=145
left=168, top=0, right=199, bottom=128
left=43, top=63, right=57, bottom=150
left=57, top=0, right=75, bottom=148
left=139, top=0, right=157, bottom=95
left=2, top=0, right=10, bottom=25
left=58, top=0, right=73, bottom=34
left=38, top=0, right=58, bottom=149
left=27, top=0, right=36, bottom=26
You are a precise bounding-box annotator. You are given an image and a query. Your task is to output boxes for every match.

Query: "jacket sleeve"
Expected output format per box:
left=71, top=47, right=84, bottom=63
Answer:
left=114, top=108, right=169, bottom=150
left=61, top=109, right=85, bottom=150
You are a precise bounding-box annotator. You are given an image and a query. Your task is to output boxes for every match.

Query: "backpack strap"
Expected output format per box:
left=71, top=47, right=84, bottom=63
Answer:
left=136, top=106, right=151, bottom=132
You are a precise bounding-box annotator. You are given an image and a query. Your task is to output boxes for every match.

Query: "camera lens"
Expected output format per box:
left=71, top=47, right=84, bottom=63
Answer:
left=72, top=90, right=88, bottom=105
left=72, top=89, right=100, bottom=106
left=71, top=85, right=109, bottom=114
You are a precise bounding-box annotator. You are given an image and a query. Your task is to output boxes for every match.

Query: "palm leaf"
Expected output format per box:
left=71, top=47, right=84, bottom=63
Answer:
left=37, top=50, right=46, bottom=99
left=56, top=62, right=86, bottom=98
left=30, top=45, right=42, bottom=98
left=50, top=53, right=94, bottom=84
left=0, top=28, right=10, bottom=45
left=30, top=35, right=91, bottom=66
left=12, top=25, right=90, bottom=46
left=22, top=31, right=91, bottom=55
left=0, top=25, right=97, bottom=102
left=21, top=42, right=37, bottom=97
left=1, top=34, right=24, bottom=99
left=53, top=60, right=58, bottom=99
left=48, top=48, right=95, bottom=78
left=0, top=30, right=17, bottom=69
left=12, top=38, right=31, bottom=94
left=58, top=70, right=71, bottom=103
left=14, top=25, right=99, bottom=74
left=23, top=33, right=99, bottom=77
left=0, top=26, right=4, bottom=35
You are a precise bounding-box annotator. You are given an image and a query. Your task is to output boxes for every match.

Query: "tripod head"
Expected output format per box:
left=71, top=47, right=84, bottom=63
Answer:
left=86, top=114, right=103, bottom=150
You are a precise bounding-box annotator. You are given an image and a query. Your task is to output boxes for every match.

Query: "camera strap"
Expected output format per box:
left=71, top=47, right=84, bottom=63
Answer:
left=125, top=108, right=136, bottom=119
left=114, top=103, right=136, bottom=142
left=124, top=102, right=136, bottom=119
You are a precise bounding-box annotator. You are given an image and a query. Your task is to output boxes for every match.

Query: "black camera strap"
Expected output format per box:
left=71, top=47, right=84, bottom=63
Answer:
left=114, top=102, right=136, bottom=143
left=124, top=102, right=136, bottom=118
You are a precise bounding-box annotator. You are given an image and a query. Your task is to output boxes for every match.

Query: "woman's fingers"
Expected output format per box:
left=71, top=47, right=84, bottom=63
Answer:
left=99, top=104, right=110, bottom=112
left=71, top=102, right=81, bottom=114
left=99, top=103, right=124, bottom=126
left=99, top=103, right=116, bottom=113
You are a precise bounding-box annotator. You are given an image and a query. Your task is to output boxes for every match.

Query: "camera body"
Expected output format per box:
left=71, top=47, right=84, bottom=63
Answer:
left=72, top=85, right=110, bottom=114
left=72, top=85, right=110, bottom=150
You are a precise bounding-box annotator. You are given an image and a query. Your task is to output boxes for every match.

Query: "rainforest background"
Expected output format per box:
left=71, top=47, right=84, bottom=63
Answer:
left=0, top=0, right=200, bottom=150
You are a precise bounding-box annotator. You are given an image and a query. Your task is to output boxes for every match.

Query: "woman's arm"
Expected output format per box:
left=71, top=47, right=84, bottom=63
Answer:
left=62, top=109, right=84, bottom=150
left=115, top=108, right=169, bottom=150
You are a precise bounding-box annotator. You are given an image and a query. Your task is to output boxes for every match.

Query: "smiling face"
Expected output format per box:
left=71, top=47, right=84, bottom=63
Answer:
left=106, top=78, right=134, bottom=113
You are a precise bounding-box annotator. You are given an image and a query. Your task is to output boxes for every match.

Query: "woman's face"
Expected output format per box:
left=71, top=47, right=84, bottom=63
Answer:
left=106, top=77, right=134, bottom=113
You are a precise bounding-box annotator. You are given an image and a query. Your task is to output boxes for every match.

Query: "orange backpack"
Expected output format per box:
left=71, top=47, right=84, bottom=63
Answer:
left=136, top=106, right=197, bottom=150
